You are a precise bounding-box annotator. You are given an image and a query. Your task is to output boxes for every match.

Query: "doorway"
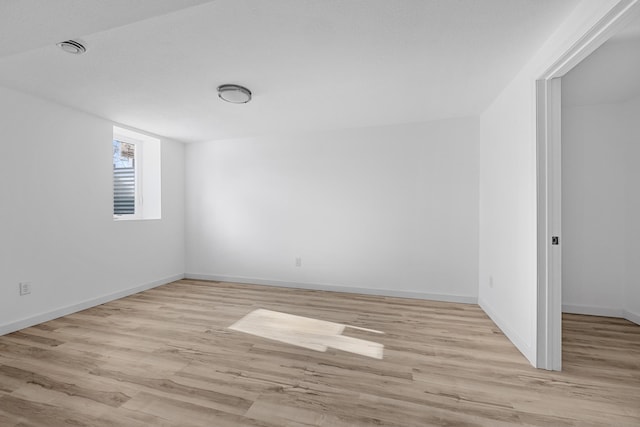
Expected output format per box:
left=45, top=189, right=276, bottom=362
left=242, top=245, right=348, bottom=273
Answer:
left=536, top=1, right=640, bottom=370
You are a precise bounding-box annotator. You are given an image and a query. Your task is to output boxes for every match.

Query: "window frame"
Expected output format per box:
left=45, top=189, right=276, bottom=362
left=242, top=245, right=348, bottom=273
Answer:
left=112, top=126, right=162, bottom=221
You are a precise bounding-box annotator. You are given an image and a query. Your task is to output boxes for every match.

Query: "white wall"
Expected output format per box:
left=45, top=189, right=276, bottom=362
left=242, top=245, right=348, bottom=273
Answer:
left=186, top=118, right=479, bottom=302
left=0, top=86, right=185, bottom=334
left=625, top=96, right=640, bottom=323
left=562, top=96, right=640, bottom=323
left=478, top=0, right=625, bottom=365
left=561, top=102, right=627, bottom=315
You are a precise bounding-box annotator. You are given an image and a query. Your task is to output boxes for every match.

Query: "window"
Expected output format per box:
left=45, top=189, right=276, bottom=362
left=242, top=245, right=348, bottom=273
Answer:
left=113, top=139, right=138, bottom=215
left=113, top=127, right=161, bottom=220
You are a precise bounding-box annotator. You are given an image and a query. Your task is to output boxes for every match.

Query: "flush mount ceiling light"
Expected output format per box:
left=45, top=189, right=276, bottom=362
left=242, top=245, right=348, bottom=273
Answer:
left=56, top=40, right=86, bottom=55
left=217, top=84, right=252, bottom=104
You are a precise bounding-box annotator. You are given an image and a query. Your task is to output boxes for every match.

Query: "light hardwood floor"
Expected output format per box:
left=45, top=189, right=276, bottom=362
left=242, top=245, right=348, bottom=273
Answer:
left=0, top=279, right=638, bottom=426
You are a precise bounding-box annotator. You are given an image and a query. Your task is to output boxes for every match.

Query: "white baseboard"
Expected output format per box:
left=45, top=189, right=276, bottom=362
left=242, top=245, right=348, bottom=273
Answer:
left=623, top=309, right=640, bottom=326
left=185, top=273, right=478, bottom=305
left=562, top=304, right=640, bottom=326
left=0, top=274, right=184, bottom=336
left=478, top=297, right=535, bottom=367
left=562, top=304, right=625, bottom=318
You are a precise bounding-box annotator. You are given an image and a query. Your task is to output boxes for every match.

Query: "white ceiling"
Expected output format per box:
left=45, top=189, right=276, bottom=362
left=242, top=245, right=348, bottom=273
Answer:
left=0, top=0, right=580, bottom=142
left=0, top=0, right=214, bottom=58
left=563, top=13, right=640, bottom=107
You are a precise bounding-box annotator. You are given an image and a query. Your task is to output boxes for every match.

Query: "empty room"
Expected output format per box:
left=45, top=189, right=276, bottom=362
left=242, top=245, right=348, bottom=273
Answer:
left=0, top=1, right=639, bottom=426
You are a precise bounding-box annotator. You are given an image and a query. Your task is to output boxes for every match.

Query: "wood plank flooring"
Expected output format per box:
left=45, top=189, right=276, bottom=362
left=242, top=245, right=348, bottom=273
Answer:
left=0, top=279, right=638, bottom=426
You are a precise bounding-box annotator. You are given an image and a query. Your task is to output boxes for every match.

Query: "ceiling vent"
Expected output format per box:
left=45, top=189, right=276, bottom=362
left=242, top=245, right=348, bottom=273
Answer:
left=56, top=40, right=86, bottom=55
left=217, top=84, right=252, bottom=104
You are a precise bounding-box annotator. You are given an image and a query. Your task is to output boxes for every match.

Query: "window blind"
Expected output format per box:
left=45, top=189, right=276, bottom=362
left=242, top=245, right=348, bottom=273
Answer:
left=113, top=167, right=135, bottom=215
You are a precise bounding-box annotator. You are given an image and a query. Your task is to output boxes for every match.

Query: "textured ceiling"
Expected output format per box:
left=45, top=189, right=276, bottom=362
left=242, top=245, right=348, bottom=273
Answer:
left=0, top=0, right=580, bottom=142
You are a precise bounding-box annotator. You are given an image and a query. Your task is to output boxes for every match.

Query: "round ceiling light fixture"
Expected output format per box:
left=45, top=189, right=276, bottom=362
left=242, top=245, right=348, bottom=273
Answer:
left=217, top=84, right=252, bottom=104
left=56, top=40, right=87, bottom=55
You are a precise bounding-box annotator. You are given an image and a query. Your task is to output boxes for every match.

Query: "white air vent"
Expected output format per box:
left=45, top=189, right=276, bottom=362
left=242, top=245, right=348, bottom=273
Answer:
left=217, top=84, right=252, bottom=104
left=56, top=40, right=86, bottom=55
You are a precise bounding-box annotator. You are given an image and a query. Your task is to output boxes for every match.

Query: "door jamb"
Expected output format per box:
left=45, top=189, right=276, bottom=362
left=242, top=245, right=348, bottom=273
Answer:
left=535, top=0, right=640, bottom=370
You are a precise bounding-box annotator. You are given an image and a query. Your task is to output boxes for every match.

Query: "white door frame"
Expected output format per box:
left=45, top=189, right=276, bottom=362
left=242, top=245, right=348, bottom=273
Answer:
left=535, top=0, right=640, bottom=370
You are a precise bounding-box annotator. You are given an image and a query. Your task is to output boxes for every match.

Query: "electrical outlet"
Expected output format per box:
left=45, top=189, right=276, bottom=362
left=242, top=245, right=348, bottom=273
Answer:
left=295, top=257, right=302, bottom=267
left=489, top=276, right=494, bottom=288
left=19, top=282, right=31, bottom=296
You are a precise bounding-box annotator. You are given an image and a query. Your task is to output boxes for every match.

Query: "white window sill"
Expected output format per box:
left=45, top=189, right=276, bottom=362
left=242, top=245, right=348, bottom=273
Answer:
left=113, top=216, right=161, bottom=221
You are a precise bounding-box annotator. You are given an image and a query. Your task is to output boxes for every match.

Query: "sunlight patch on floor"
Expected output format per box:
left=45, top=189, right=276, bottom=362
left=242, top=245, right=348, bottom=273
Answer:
left=228, top=309, right=384, bottom=359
